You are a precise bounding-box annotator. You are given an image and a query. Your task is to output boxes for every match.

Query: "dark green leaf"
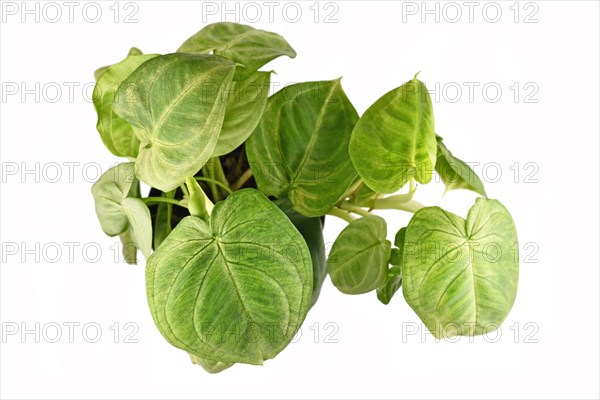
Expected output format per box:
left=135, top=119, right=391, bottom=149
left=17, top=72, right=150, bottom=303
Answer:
left=273, top=197, right=326, bottom=307
left=247, top=79, right=359, bottom=216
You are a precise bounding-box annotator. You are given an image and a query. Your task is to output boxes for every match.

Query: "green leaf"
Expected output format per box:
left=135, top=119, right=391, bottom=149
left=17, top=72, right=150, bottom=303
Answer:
left=92, top=52, right=158, bottom=158
left=349, top=77, right=437, bottom=193
left=376, top=227, right=406, bottom=304
left=189, top=353, right=234, bottom=374
left=120, top=228, right=138, bottom=264
left=146, top=189, right=313, bottom=369
left=273, top=198, right=326, bottom=307
left=402, top=198, right=518, bottom=338
left=327, top=215, right=391, bottom=294
left=122, top=198, right=152, bottom=259
left=114, top=53, right=236, bottom=192
left=435, top=135, right=487, bottom=197
left=376, top=266, right=402, bottom=305
left=247, top=79, right=359, bottom=216
left=91, top=163, right=153, bottom=260
left=213, top=71, right=271, bottom=156
left=177, top=22, right=296, bottom=80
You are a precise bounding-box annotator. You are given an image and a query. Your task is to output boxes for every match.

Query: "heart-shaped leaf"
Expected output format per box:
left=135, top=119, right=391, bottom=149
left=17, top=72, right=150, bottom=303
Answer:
left=91, top=163, right=152, bottom=259
left=92, top=51, right=158, bottom=158
left=349, top=77, right=437, bottom=193
left=114, top=53, right=236, bottom=192
left=402, top=198, right=518, bottom=338
left=212, top=71, right=271, bottom=156
left=327, top=215, right=391, bottom=294
left=146, top=189, right=313, bottom=369
left=178, top=22, right=296, bottom=80
left=247, top=79, right=359, bottom=216
left=435, top=135, right=487, bottom=197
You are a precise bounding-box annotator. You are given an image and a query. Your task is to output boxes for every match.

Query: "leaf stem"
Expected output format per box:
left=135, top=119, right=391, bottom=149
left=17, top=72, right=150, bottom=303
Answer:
left=338, top=202, right=372, bottom=217
left=142, top=197, right=187, bottom=208
left=194, top=176, right=232, bottom=194
left=180, top=184, right=189, bottom=197
left=371, top=198, right=425, bottom=213
left=231, top=169, right=253, bottom=191
left=328, top=207, right=357, bottom=223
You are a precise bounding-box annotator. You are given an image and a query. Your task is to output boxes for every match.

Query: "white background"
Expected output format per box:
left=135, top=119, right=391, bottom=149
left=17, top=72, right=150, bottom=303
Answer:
left=1, top=1, right=598, bottom=399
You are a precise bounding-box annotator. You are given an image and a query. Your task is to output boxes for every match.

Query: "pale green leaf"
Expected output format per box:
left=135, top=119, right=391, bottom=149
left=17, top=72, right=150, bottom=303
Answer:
left=178, top=22, right=296, bottom=80
left=376, top=266, right=402, bottom=305
left=146, top=189, right=312, bottom=368
left=435, top=135, right=487, bottom=197
left=114, top=53, right=236, bottom=192
left=212, top=71, right=271, bottom=156
left=93, top=52, right=158, bottom=158
left=402, top=198, right=518, bottom=338
left=91, top=163, right=153, bottom=261
left=350, top=77, right=437, bottom=193
left=328, top=215, right=391, bottom=294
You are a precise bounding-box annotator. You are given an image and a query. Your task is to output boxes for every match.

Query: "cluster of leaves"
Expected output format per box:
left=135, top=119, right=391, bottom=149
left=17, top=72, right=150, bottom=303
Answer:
left=91, top=22, right=518, bottom=373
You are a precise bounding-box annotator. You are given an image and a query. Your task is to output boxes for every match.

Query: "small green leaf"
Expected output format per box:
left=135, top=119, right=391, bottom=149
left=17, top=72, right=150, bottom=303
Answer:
left=435, top=135, right=487, bottom=197
left=91, top=163, right=152, bottom=260
left=247, top=79, right=359, bottom=216
left=114, top=53, right=236, bottom=192
left=327, top=215, right=391, bottom=294
left=92, top=52, right=158, bottom=158
left=120, top=228, right=138, bottom=264
left=273, top=197, right=326, bottom=307
left=213, top=71, right=271, bottom=156
left=122, top=198, right=152, bottom=259
left=376, top=266, right=402, bottom=305
left=402, top=198, right=518, bottom=338
left=349, top=77, right=437, bottom=193
left=178, top=22, right=296, bottom=80
left=146, top=189, right=312, bottom=368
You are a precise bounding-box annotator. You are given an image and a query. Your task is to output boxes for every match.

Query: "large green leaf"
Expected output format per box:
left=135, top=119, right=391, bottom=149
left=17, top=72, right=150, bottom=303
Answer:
left=247, top=79, right=359, bottom=216
left=146, top=189, right=313, bottom=369
left=327, top=215, right=391, bottom=294
left=91, top=163, right=152, bottom=259
left=178, top=22, right=296, bottom=80
left=273, top=198, right=326, bottom=307
left=349, top=77, right=437, bottom=193
left=114, top=53, right=236, bottom=192
left=402, top=198, right=518, bottom=338
left=435, top=135, right=487, bottom=197
left=212, top=71, right=271, bottom=156
left=92, top=52, right=158, bottom=158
